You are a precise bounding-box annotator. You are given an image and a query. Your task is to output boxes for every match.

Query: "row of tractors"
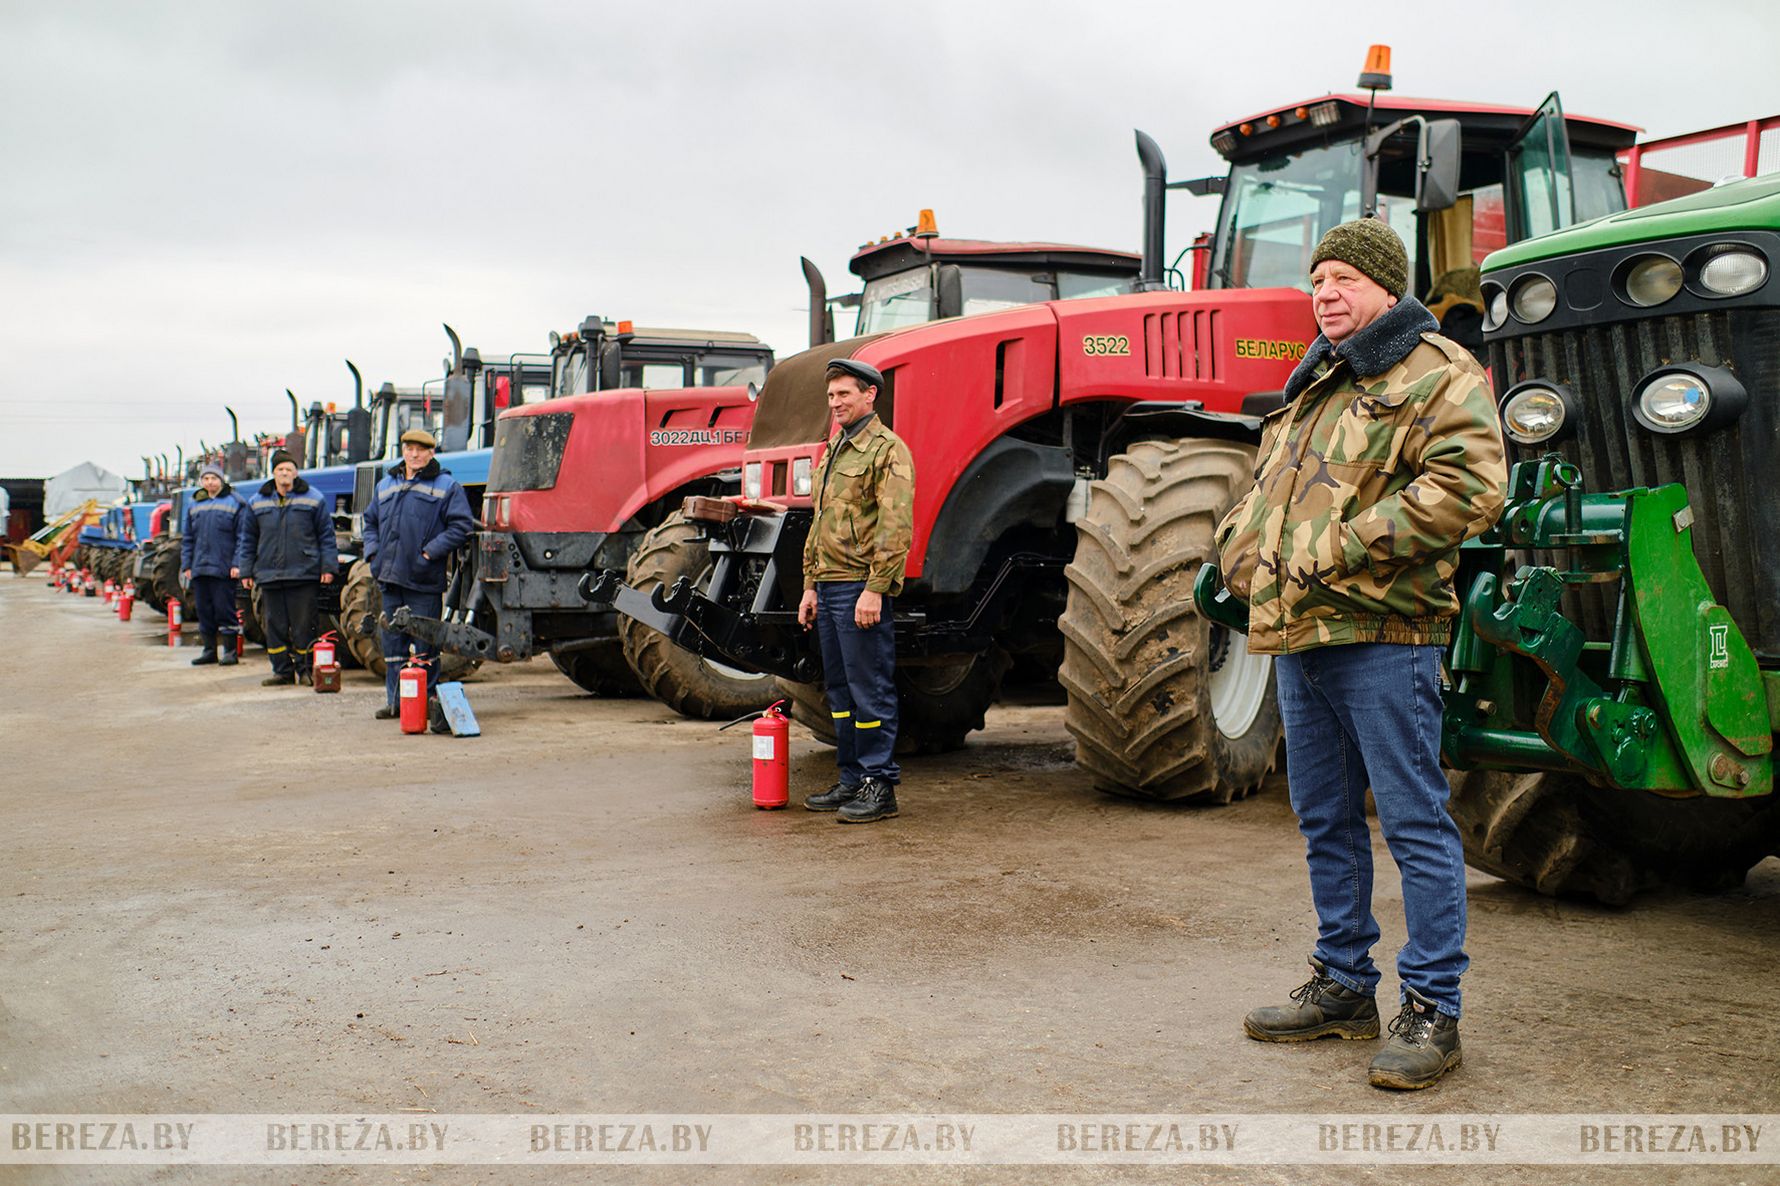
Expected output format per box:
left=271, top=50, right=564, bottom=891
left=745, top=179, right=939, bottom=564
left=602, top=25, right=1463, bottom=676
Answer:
left=73, top=49, right=1780, bottom=905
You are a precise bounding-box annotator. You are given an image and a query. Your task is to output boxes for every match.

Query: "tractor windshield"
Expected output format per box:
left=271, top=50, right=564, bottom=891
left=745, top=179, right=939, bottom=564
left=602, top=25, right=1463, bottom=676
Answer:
left=857, top=265, right=1133, bottom=334
left=1208, top=138, right=1421, bottom=293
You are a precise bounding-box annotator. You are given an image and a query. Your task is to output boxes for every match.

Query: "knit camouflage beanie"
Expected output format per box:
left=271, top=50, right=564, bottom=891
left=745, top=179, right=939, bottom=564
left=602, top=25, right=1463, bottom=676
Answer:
left=1310, top=217, right=1409, bottom=298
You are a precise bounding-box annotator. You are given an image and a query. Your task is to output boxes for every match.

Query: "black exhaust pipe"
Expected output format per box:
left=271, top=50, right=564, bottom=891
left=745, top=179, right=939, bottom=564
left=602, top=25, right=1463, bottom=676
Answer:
left=444, top=324, right=463, bottom=374
left=1136, top=129, right=1168, bottom=291
left=286, top=389, right=299, bottom=432
left=344, top=360, right=370, bottom=464
left=801, top=256, right=832, bottom=347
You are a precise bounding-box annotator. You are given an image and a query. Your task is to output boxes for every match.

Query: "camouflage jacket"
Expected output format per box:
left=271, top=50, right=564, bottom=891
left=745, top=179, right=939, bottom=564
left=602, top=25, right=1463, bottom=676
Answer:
left=802, top=414, right=916, bottom=595
left=1214, top=298, right=1506, bottom=654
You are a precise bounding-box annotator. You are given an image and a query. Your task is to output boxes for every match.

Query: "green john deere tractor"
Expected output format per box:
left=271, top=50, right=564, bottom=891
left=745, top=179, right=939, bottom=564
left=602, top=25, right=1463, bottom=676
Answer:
left=1202, top=172, right=1780, bottom=904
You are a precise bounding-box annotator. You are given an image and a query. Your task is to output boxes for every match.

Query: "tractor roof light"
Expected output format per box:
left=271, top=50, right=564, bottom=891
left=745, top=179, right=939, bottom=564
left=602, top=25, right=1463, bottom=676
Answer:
left=1632, top=363, right=1747, bottom=437
left=1211, top=130, right=1238, bottom=154
left=1690, top=243, right=1768, bottom=298
left=915, top=208, right=939, bottom=238
left=1358, top=44, right=1392, bottom=91
left=1308, top=101, right=1342, bottom=127
left=1617, top=254, right=1683, bottom=308
left=1509, top=274, right=1558, bottom=324
left=1499, top=381, right=1578, bottom=446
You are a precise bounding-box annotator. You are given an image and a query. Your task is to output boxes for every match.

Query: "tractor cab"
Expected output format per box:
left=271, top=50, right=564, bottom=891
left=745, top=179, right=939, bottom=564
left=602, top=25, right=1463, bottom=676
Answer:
left=547, top=318, right=774, bottom=399
left=801, top=212, right=1143, bottom=346
left=1184, top=56, right=1637, bottom=349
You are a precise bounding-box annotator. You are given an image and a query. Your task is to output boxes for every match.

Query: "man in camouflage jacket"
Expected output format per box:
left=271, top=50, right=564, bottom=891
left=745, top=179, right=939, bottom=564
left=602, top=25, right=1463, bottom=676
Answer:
left=1215, top=218, right=1506, bottom=1091
left=796, top=357, right=916, bottom=823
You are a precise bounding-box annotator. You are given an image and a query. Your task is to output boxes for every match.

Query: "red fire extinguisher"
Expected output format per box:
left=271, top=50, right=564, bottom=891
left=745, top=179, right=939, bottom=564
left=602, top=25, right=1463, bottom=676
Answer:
left=398, top=653, right=429, bottom=734
left=313, top=631, right=338, bottom=670
left=721, top=700, right=790, bottom=809
left=118, top=586, right=134, bottom=622
left=167, top=597, right=182, bottom=647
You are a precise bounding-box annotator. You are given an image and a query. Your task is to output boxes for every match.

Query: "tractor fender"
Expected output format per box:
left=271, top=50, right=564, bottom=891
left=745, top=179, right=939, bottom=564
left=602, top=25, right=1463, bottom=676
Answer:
left=917, top=436, right=1075, bottom=595
left=1100, top=399, right=1273, bottom=467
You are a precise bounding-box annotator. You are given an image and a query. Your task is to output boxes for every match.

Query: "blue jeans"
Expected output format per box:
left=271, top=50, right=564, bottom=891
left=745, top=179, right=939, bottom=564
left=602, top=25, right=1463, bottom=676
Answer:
left=380, top=584, right=443, bottom=708
left=814, top=581, right=900, bottom=785
left=1273, top=642, right=1468, bottom=1017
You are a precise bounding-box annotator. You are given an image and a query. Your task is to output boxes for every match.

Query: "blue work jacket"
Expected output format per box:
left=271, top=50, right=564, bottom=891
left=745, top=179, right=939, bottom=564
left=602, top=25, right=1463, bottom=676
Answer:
left=179, top=484, right=250, bottom=578
left=361, top=459, right=475, bottom=593
left=236, top=476, right=339, bottom=585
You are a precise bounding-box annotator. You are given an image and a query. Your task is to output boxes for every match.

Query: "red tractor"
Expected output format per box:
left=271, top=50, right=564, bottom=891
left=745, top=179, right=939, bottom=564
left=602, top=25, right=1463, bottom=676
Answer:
left=402, top=229, right=1139, bottom=719
left=588, top=55, right=1638, bottom=793
left=390, top=316, right=779, bottom=708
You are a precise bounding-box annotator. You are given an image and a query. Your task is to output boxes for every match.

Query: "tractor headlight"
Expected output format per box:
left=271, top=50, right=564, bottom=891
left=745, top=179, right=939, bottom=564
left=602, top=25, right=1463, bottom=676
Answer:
left=1694, top=245, right=1768, bottom=297
left=1632, top=363, right=1748, bottom=437
left=742, top=462, right=763, bottom=500
left=1499, top=381, right=1577, bottom=445
left=1482, top=283, right=1509, bottom=332
left=791, top=456, right=813, bottom=496
left=1510, top=274, right=1558, bottom=324
left=1621, top=254, right=1684, bottom=307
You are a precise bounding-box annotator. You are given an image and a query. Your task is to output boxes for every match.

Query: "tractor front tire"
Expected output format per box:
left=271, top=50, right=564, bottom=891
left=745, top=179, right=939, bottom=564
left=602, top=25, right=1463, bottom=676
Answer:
left=1448, top=768, right=1780, bottom=905
left=1060, top=439, right=1282, bottom=803
left=618, top=513, right=776, bottom=719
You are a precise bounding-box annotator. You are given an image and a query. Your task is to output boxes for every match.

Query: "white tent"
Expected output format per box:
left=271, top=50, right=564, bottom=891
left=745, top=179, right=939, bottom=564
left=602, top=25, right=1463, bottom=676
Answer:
left=43, top=461, right=128, bottom=518
left=0, top=485, right=9, bottom=525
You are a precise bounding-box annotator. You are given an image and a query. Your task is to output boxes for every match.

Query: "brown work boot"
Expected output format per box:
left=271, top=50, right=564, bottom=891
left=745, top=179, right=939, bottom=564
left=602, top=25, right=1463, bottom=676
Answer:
left=1368, top=989, right=1462, bottom=1090
left=1244, top=958, right=1380, bottom=1042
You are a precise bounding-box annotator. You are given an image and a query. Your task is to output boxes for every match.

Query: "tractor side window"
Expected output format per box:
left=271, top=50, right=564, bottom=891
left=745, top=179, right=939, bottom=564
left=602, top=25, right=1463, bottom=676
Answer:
left=553, top=348, right=589, bottom=398
left=1572, top=151, right=1627, bottom=222
left=621, top=363, right=689, bottom=389
left=958, top=267, right=1051, bottom=316
left=697, top=354, right=770, bottom=388
left=1056, top=271, right=1133, bottom=300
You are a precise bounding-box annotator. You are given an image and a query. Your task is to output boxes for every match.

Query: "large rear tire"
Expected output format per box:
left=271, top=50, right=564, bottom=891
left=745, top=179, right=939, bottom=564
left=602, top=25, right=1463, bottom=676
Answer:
left=1060, top=439, right=1282, bottom=804
left=334, top=558, right=479, bottom=680
left=152, top=538, right=187, bottom=614
left=133, top=540, right=168, bottom=615
left=618, top=513, right=776, bottom=720
left=775, top=648, right=1009, bottom=755
left=550, top=643, right=641, bottom=697
left=1448, top=768, right=1780, bottom=905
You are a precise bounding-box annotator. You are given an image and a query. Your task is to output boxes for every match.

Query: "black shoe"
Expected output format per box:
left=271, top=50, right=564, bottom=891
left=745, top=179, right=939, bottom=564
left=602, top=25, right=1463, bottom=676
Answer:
left=1244, top=957, right=1381, bottom=1042
left=1368, top=990, right=1462, bottom=1090
left=261, top=673, right=293, bottom=687
left=836, top=778, right=898, bottom=823
left=217, top=648, right=239, bottom=667
left=803, top=782, right=861, bottom=811
left=374, top=705, right=399, bottom=720
left=428, top=697, right=452, bottom=735
left=190, top=649, right=218, bottom=666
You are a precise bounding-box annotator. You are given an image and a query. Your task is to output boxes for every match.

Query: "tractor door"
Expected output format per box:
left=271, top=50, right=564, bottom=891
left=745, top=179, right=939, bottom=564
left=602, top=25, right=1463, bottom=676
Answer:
left=1506, top=92, right=1577, bottom=240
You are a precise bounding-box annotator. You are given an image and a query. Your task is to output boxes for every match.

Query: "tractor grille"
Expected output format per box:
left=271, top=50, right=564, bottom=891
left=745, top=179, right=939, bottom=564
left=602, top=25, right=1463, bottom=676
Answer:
left=1489, top=307, right=1780, bottom=662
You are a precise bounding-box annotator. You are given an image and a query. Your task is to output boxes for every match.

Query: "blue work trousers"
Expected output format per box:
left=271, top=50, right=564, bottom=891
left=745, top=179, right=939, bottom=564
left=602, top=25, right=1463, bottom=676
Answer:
left=1273, top=642, right=1469, bottom=1017
left=814, top=581, right=900, bottom=785
left=380, top=584, right=443, bottom=708
left=190, top=575, right=239, bottom=643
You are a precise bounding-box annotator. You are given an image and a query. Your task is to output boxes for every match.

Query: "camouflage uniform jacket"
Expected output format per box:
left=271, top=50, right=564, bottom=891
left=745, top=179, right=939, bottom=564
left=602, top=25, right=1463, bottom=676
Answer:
left=802, top=414, right=916, bottom=595
left=1214, top=298, right=1506, bottom=654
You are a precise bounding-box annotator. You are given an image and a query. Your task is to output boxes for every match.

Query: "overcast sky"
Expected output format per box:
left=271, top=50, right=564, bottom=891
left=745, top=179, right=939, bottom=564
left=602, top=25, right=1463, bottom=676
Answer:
left=3, top=0, right=1775, bottom=481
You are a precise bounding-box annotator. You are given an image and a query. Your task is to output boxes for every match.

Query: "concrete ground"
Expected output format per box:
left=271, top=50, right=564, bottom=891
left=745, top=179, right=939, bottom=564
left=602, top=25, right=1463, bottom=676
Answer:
left=3, top=573, right=1777, bottom=1186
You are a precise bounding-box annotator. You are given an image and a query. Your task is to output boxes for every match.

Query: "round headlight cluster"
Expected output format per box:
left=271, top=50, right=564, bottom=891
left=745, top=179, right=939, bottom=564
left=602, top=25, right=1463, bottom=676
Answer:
left=1498, top=382, right=1576, bottom=445
left=1622, top=255, right=1683, bottom=307
left=1696, top=246, right=1768, bottom=297
left=1509, top=275, right=1558, bottom=324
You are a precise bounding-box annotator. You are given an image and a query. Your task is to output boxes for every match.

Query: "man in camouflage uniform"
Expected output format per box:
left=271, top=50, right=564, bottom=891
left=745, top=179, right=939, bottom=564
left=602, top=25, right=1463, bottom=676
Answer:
left=797, top=357, right=916, bottom=823
left=1215, top=218, right=1506, bottom=1090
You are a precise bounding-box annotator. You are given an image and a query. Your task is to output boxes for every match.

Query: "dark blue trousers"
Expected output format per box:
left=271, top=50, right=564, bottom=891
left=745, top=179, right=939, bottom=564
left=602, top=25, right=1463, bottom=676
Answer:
left=380, top=584, right=443, bottom=708
left=190, top=575, right=239, bottom=643
left=814, top=580, right=900, bottom=785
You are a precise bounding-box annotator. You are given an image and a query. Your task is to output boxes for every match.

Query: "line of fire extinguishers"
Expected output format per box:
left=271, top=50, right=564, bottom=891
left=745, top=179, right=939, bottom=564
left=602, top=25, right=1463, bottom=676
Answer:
left=44, top=559, right=448, bottom=735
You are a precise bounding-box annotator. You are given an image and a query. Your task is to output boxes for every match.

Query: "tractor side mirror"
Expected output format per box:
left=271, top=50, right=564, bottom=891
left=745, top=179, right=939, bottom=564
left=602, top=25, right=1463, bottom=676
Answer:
left=936, top=264, right=964, bottom=320
left=1416, top=119, right=1462, bottom=212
